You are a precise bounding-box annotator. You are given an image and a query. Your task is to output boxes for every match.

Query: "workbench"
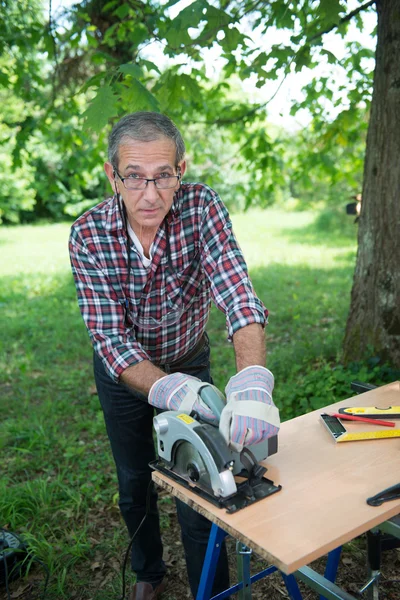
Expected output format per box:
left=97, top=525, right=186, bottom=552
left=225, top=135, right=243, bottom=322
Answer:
left=152, top=381, right=400, bottom=600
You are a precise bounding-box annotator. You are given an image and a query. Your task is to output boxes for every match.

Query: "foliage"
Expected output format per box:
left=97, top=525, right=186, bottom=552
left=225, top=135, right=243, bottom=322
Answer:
left=278, top=357, right=398, bottom=420
left=0, top=0, right=376, bottom=221
left=0, top=0, right=109, bottom=223
left=76, top=0, right=375, bottom=208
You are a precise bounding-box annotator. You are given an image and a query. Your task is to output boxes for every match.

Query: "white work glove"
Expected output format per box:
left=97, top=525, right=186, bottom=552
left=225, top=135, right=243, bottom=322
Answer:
left=148, top=373, right=219, bottom=425
left=219, top=366, right=280, bottom=452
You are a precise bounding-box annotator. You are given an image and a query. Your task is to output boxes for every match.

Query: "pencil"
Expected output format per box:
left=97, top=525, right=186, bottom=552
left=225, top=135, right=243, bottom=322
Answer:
left=330, top=413, right=396, bottom=428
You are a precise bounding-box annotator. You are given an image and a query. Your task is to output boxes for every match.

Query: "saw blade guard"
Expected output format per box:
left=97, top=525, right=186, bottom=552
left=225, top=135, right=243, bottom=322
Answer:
left=154, top=412, right=237, bottom=498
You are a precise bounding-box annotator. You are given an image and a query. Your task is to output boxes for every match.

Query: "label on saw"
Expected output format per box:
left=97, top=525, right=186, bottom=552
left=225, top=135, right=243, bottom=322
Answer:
left=177, top=414, right=195, bottom=424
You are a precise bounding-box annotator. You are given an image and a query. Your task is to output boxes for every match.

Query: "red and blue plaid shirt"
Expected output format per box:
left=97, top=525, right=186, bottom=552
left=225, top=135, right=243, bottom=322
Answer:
left=69, top=183, right=268, bottom=381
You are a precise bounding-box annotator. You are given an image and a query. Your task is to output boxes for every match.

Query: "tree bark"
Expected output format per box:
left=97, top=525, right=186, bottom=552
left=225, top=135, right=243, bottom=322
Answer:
left=343, top=0, right=400, bottom=368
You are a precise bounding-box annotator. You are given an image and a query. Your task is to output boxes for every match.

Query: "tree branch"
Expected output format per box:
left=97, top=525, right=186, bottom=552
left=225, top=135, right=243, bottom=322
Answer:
left=48, top=0, right=60, bottom=106
left=307, top=0, right=376, bottom=44
left=192, top=0, right=376, bottom=127
left=233, top=0, right=268, bottom=21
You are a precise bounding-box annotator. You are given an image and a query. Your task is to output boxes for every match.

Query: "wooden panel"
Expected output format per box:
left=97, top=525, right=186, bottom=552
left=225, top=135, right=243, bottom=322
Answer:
left=152, top=381, right=400, bottom=573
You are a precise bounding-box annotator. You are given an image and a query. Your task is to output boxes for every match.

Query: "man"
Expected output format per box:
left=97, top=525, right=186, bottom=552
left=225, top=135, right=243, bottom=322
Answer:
left=69, top=112, right=279, bottom=600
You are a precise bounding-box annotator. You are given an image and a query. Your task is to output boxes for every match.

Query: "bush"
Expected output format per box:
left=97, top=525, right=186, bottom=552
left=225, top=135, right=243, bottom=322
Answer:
left=277, top=357, right=400, bottom=421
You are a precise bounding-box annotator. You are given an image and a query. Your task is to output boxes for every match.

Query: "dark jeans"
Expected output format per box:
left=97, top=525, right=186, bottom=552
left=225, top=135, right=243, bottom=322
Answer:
left=93, top=336, right=230, bottom=598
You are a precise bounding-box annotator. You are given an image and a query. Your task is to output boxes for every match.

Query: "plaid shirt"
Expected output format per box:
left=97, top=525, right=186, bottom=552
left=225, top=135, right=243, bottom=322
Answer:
left=69, top=183, right=268, bottom=382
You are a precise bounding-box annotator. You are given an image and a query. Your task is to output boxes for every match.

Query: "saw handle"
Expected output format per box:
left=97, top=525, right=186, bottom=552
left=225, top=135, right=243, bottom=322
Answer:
left=199, top=385, right=226, bottom=420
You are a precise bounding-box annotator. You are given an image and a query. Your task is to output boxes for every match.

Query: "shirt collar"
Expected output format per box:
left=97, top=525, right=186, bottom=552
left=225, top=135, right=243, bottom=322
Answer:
left=104, top=195, right=124, bottom=232
left=170, top=184, right=184, bottom=220
left=104, top=185, right=185, bottom=233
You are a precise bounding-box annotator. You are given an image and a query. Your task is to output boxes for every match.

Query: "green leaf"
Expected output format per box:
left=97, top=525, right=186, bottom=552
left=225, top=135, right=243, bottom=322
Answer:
left=118, top=63, right=142, bottom=78
left=82, top=85, right=119, bottom=132
left=113, top=4, right=131, bottom=20
left=120, top=79, right=159, bottom=112
left=12, top=116, right=37, bottom=168
left=128, top=23, right=149, bottom=48
left=102, top=0, right=119, bottom=12
left=178, top=73, right=202, bottom=100
left=220, top=27, right=243, bottom=53
left=165, top=18, right=193, bottom=47
left=318, top=0, right=342, bottom=26
left=0, top=70, right=9, bottom=87
left=204, top=5, right=232, bottom=29
left=91, top=51, right=117, bottom=66
left=165, top=0, right=208, bottom=47
left=103, top=22, right=119, bottom=45
left=170, top=0, right=207, bottom=27
left=42, top=31, right=55, bottom=57
left=270, top=0, right=296, bottom=29
left=141, top=59, right=161, bottom=74
left=86, top=32, right=98, bottom=48
left=321, top=49, right=338, bottom=64
left=164, top=0, right=182, bottom=7
left=153, top=72, right=203, bottom=112
left=295, top=45, right=312, bottom=71
left=77, top=72, right=108, bottom=94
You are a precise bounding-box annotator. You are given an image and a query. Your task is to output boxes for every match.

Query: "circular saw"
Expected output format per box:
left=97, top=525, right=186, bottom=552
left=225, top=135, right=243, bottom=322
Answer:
left=151, top=383, right=281, bottom=513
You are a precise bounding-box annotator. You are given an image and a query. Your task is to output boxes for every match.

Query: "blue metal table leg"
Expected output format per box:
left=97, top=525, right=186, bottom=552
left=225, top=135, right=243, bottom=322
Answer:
left=320, top=547, right=342, bottom=600
left=281, top=572, right=304, bottom=600
left=197, top=527, right=345, bottom=600
left=196, top=524, right=228, bottom=600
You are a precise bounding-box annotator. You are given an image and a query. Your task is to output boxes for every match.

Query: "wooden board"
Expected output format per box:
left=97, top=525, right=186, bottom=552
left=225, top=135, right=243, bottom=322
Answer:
left=152, top=381, right=400, bottom=574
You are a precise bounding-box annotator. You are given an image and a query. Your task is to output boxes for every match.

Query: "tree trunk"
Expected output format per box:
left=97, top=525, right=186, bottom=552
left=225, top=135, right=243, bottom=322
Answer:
left=343, top=0, right=400, bottom=369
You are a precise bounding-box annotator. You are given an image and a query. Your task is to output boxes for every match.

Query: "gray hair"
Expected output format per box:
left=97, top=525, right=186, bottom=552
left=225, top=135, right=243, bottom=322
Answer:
left=108, top=112, right=186, bottom=168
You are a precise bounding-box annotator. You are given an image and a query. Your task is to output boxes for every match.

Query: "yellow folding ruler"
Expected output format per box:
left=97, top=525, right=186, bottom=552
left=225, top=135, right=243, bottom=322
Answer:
left=320, top=413, right=400, bottom=443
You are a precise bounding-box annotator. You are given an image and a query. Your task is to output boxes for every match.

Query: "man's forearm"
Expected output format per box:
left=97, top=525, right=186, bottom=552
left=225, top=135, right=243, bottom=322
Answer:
left=232, top=323, right=267, bottom=372
left=120, top=360, right=166, bottom=396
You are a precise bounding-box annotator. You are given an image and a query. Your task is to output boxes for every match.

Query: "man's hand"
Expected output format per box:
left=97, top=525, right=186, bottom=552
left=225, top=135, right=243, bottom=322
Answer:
left=149, top=373, right=219, bottom=424
left=219, top=366, right=280, bottom=452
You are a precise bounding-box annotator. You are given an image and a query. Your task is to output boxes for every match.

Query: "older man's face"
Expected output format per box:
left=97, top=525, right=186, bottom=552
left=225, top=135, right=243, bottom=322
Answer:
left=105, top=136, right=186, bottom=237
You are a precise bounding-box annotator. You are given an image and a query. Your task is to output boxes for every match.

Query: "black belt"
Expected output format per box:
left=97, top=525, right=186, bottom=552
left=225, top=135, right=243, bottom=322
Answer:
left=156, top=333, right=209, bottom=374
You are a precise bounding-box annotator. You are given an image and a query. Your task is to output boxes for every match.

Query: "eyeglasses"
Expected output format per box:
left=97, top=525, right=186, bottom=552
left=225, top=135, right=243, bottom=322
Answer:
left=114, top=170, right=181, bottom=190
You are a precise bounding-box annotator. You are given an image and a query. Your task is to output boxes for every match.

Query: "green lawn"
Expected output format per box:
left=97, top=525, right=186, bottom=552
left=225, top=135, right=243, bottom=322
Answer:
left=0, top=209, right=391, bottom=599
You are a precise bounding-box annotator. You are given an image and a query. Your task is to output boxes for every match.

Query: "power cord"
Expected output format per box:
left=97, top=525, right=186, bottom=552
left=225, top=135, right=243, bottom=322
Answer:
left=1, top=529, right=50, bottom=600
left=1, top=532, right=10, bottom=600
left=119, top=479, right=154, bottom=600
left=1, top=480, right=153, bottom=600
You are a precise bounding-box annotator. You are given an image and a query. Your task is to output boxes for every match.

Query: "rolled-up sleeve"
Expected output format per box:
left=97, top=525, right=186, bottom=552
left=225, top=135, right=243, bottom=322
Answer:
left=199, top=192, right=268, bottom=339
left=69, top=228, right=150, bottom=381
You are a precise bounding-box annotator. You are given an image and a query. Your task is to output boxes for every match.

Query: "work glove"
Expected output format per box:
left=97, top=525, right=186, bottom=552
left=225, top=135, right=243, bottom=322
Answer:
left=219, top=366, right=280, bottom=453
left=148, top=373, right=219, bottom=425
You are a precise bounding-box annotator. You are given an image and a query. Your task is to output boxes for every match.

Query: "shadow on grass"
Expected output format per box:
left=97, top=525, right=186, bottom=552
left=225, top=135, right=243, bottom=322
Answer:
left=280, top=210, right=358, bottom=248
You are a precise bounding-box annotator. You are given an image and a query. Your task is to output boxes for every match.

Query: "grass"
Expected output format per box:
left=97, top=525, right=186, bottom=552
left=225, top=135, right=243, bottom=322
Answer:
left=0, top=208, right=395, bottom=599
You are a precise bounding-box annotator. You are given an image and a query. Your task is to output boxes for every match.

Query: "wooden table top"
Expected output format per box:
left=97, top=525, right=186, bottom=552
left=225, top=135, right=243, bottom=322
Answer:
left=152, top=381, right=400, bottom=574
